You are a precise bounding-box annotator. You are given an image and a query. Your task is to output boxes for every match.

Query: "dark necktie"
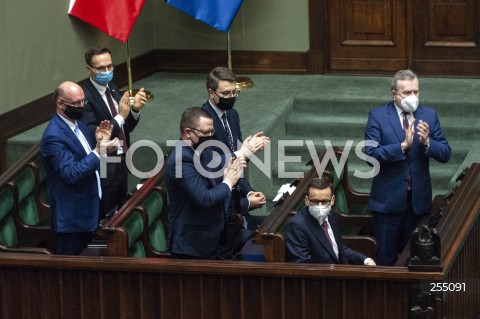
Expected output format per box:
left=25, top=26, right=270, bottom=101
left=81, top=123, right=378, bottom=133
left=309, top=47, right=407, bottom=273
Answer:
left=222, top=112, right=235, bottom=152
left=322, top=220, right=333, bottom=247
left=402, top=112, right=410, bottom=132
left=105, top=88, right=128, bottom=153
left=402, top=112, right=412, bottom=190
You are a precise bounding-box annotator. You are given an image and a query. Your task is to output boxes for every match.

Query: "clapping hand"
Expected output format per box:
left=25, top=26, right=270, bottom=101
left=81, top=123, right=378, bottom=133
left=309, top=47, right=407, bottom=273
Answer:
left=223, top=157, right=245, bottom=187
left=401, top=118, right=415, bottom=152
left=248, top=191, right=267, bottom=210
left=417, top=119, right=430, bottom=146
left=239, top=132, right=270, bottom=158
left=95, top=120, right=118, bottom=155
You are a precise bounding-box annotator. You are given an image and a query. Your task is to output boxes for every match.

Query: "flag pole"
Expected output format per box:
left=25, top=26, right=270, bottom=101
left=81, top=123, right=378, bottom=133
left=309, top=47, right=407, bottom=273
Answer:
left=227, top=31, right=253, bottom=91
left=228, top=31, right=232, bottom=70
left=126, top=40, right=133, bottom=96
left=124, top=40, right=154, bottom=101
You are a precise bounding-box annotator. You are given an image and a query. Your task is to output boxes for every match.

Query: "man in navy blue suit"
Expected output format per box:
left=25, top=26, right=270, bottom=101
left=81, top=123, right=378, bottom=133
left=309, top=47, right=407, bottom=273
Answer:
left=285, top=178, right=376, bottom=265
left=365, top=69, right=451, bottom=266
left=201, top=67, right=269, bottom=259
left=80, top=45, right=147, bottom=220
left=41, top=81, right=117, bottom=255
left=166, top=107, right=245, bottom=259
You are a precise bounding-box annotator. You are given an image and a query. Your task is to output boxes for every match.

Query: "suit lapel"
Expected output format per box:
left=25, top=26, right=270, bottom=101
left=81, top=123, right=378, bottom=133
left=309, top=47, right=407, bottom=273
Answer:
left=308, top=214, right=339, bottom=261
left=386, top=103, right=405, bottom=143
left=85, top=81, right=113, bottom=120
left=54, top=115, right=87, bottom=156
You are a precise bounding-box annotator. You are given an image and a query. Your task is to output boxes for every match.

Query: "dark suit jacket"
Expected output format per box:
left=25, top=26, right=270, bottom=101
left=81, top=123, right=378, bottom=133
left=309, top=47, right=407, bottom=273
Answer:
left=166, top=140, right=232, bottom=258
left=81, top=80, right=139, bottom=147
left=40, top=114, right=100, bottom=233
left=201, top=101, right=253, bottom=215
left=285, top=207, right=368, bottom=264
left=365, top=102, right=451, bottom=215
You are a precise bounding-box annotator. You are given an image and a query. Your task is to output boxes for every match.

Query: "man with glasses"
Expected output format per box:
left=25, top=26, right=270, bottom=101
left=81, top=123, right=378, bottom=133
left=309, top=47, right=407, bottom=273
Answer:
left=285, top=178, right=376, bottom=265
left=41, top=81, right=117, bottom=254
left=201, top=66, right=269, bottom=259
left=80, top=45, right=148, bottom=220
left=166, top=107, right=245, bottom=259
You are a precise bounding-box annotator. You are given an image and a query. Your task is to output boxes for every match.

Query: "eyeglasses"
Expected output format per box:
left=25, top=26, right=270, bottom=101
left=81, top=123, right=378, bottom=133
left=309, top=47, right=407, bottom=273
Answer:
left=60, top=99, right=87, bottom=108
left=88, top=64, right=115, bottom=73
left=215, top=90, right=240, bottom=98
left=188, top=127, right=215, bottom=136
left=307, top=197, right=332, bottom=206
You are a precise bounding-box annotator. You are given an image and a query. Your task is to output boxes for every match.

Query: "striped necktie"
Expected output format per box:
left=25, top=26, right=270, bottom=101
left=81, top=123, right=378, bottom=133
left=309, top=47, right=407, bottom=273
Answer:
left=222, top=112, right=235, bottom=152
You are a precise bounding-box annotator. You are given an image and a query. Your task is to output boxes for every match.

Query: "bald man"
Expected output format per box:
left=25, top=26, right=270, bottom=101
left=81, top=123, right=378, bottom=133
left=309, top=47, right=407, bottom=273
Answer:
left=40, top=81, right=117, bottom=254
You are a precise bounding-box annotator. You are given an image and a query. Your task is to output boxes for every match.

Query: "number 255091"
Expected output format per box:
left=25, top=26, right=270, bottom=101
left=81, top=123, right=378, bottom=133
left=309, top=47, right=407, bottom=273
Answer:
left=430, top=283, right=465, bottom=292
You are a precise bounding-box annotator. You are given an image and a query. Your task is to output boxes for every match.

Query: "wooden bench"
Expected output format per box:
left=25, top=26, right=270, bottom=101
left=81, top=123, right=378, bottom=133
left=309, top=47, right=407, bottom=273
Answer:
left=98, top=162, right=169, bottom=258
left=0, top=144, right=54, bottom=253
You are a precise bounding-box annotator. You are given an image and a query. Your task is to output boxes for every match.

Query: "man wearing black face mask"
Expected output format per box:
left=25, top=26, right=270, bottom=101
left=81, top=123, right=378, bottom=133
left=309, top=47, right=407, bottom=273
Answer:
left=166, top=107, right=245, bottom=259
left=201, top=67, right=270, bottom=259
left=80, top=45, right=148, bottom=220
left=40, top=81, right=118, bottom=254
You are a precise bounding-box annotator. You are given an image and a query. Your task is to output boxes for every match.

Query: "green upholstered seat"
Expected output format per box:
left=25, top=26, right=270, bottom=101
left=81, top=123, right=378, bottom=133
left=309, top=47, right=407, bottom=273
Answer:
left=332, top=164, right=369, bottom=216
left=122, top=211, right=146, bottom=258
left=36, top=159, right=50, bottom=206
left=15, top=167, right=40, bottom=226
left=142, top=190, right=168, bottom=253
left=0, top=187, right=18, bottom=247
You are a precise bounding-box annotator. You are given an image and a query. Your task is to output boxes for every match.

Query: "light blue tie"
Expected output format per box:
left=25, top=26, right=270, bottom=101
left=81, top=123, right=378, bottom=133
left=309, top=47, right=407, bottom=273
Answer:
left=74, top=124, right=102, bottom=199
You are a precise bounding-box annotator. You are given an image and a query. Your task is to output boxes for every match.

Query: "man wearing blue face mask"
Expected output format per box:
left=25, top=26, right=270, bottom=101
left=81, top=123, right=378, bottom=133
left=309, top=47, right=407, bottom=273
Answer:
left=365, top=69, right=451, bottom=266
left=80, top=45, right=148, bottom=220
left=285, top=178, right=376, bottom=265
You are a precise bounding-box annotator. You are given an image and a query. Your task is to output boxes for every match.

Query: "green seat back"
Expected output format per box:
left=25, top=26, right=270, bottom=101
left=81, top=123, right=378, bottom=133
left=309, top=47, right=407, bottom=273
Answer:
left=0, top=188, right=18, bottom=247
left=15, top=168, right=40, bottom=225
left=143, top=191, right=168, bottom=252
left=122, top=211, right=146, bottom=258
left=37, top=160, right=50, bottom=205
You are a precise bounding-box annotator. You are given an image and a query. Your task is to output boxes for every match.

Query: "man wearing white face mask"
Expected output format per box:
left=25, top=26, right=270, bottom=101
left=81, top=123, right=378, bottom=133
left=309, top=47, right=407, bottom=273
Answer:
left=365, top=69, right=451, bottom=266
left=80, top=45, right=148, bottom=220
left=285, top=178, right=376, bottom=265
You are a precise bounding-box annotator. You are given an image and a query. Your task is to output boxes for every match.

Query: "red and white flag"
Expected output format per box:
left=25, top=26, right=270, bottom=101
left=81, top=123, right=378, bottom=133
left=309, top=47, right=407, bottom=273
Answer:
left=68, top=0, right=146, bottom=43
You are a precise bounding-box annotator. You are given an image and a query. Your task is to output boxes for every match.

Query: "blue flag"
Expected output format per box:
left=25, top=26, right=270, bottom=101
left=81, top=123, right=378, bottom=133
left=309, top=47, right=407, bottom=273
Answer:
left=166, top=0, right=244, bottom=32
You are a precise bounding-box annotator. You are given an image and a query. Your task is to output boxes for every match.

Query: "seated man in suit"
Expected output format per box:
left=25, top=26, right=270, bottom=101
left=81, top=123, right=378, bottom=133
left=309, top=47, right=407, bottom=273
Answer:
left=166, top=107, right=245, bottom=259
left=41, top=81, right=117, bottom=255
left=285, top=178, right=376, bottom=265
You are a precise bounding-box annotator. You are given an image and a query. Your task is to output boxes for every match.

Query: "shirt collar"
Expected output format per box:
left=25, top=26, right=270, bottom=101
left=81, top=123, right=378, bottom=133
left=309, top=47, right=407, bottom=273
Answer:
left=89, top=77, right=109, bottom=95
left=57, top=112, right=77, bottom=131
left=209, top=100, right=225, bottom=119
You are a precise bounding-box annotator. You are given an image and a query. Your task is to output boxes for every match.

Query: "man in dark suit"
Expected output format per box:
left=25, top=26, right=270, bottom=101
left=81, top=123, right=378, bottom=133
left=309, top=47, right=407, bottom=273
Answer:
left=80, top=45, right=147, bottom=220
left=201, top=66, right=269, bottom=259
left=285, top=178, right=376, bottom=265
left=40, top=81, right=117, bottom=255
left=365, top=69, right=451, bottom=266
left=166, top=107, right=245, bottom=259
